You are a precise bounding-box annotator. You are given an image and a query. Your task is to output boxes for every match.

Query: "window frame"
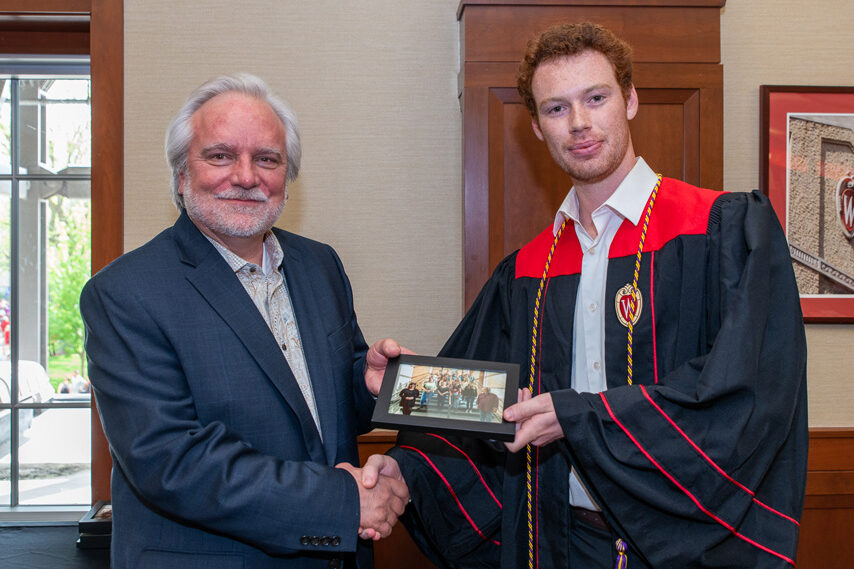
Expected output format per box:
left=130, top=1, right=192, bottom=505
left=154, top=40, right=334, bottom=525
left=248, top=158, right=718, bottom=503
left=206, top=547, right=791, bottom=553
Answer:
left=0, top=0, right=123, bottom=519
left=0, top=69, right=93, bottom=509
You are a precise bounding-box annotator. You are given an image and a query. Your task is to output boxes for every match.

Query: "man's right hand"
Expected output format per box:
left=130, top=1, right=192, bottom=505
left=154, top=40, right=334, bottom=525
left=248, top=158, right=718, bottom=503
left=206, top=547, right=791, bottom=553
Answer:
left=336, top=460, right=408, bottom=541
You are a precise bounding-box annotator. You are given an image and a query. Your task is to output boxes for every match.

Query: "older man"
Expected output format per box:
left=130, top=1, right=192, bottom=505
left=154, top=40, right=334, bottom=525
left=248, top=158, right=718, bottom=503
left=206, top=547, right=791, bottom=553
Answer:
left=367, top=22, right=808, bottom=569
left=81, top=73, right=407, bottom=569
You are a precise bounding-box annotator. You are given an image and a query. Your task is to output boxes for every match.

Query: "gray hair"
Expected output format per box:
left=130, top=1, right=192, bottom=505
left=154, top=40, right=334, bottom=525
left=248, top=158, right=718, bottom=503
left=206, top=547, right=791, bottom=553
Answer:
left=165, top=73, right=301, bottom=210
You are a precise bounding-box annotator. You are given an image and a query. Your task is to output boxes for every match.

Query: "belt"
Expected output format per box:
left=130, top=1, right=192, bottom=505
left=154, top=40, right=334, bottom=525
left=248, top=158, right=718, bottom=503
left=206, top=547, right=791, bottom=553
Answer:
left=570, top=506, right=609, bottom=531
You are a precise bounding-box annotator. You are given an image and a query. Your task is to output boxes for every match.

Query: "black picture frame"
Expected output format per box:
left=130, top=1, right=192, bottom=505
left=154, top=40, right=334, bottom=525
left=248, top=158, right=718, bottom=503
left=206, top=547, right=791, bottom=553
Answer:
left=372, top=354, right=520, bottom=441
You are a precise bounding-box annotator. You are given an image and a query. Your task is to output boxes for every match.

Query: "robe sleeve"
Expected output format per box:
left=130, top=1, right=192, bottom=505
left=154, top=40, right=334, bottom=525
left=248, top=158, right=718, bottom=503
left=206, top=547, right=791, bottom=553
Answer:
left=551, top=190, right=808, bottom=568
left=387, top=255, right=520, bottom=568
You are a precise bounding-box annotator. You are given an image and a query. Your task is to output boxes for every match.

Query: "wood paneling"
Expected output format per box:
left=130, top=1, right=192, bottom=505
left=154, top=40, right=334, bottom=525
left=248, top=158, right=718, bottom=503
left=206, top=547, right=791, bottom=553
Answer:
left=459, top=2, right=724, bottom=63
left=90, top=0, right=124, bottom=273
left=0, top=5, right=90, bottom=54
left=0, top=0, right=91, bottom=13
left=89, top=0, right=124, bottom=503
left=797, top=428, right=854, bottom=568
left=458, top=0, right=725, bottom=11
left=462, top=60, right=722, bottom=306
left=481, top=76, right=719, bottom=265
left=459, top=2, right=725, bottom=307
left=0, top=31, right=89, bottom=55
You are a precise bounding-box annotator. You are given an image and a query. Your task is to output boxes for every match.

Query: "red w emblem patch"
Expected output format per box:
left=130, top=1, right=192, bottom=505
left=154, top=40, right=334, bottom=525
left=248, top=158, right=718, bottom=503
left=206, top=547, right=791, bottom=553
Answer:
left=838, top=173, right=854, bottom=239
left=615, top=284, right=642, bottom=328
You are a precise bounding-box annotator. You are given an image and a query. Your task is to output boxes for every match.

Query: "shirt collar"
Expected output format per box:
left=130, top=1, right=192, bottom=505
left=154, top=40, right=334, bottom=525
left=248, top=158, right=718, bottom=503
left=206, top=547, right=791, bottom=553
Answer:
left=553, top=157, right=659, bottom=236
left=204, top=231, right=284, bottom=275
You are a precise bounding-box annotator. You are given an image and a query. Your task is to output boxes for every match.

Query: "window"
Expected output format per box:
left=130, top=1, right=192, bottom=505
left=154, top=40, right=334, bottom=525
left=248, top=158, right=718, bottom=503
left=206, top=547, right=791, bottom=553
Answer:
left=0, top=61, right=92, bottom=508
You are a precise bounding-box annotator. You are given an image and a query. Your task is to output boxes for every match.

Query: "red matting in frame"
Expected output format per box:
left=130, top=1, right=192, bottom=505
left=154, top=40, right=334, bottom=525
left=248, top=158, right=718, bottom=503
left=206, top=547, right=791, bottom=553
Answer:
left=760, top=86, right=854, bottom=322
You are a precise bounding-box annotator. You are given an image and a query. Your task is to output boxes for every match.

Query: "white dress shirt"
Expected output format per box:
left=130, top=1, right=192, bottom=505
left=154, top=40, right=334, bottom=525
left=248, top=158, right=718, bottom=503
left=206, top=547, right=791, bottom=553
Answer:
left=552, top=157, right=659, bottom=510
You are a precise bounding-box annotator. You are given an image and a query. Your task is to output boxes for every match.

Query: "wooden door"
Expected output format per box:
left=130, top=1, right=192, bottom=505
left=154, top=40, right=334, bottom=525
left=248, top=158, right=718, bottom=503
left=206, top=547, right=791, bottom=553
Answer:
left=462, top=60, right=722, bottom=306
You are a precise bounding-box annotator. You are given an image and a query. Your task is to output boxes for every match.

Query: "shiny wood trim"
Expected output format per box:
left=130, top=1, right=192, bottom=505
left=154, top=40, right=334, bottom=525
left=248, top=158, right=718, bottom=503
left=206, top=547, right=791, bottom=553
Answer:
left=460, top=4, right=722, bottom=63
left=0, top=0, right=91, bottom=13
left=797, top=428, right=854, bottom=568
left=89, top=0, right=123, bottom=503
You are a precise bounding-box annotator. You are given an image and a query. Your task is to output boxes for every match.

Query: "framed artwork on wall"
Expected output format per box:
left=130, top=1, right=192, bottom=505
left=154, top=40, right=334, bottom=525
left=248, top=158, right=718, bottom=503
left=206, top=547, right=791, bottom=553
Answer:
left=760, top=85, right=854, bottom=322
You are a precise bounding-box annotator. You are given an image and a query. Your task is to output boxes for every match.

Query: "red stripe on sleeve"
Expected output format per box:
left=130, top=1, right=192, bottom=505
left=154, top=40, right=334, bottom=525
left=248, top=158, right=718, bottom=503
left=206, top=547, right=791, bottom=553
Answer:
left=424, top=433, right=502, bottom=509
left=400, top=445, right=500, bottom=546
left=599, top=393, right=795, bottom=566
left=638, top=385, right=799, bottom=525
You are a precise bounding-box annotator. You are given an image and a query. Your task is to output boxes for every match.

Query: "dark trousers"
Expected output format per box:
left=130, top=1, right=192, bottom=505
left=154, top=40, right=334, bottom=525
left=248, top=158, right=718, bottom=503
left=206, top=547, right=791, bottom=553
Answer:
left=569, top=512, right=652, bottom=569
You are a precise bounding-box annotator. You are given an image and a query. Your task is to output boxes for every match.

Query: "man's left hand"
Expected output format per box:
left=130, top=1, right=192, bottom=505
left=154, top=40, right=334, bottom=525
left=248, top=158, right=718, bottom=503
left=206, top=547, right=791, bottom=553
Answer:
left=503, top=390, right=564, bottom=453
left=365, top=339, right=415, bottom=396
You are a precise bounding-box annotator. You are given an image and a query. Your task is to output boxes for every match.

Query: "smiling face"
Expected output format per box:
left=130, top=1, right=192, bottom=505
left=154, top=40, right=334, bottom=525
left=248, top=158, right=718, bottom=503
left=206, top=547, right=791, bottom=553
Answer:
left=178, top=92, right=288, bottom=250
left=530, top=50, right=638, bottom=189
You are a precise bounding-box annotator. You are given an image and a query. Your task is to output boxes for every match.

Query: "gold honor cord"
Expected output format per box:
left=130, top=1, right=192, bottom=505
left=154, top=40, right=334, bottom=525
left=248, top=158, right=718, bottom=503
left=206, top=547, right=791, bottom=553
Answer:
left=524, top=174, right=662, bottom=569
left=525, top=218, right=567, bottom=569
left=626, top=175, right=662, bottom=385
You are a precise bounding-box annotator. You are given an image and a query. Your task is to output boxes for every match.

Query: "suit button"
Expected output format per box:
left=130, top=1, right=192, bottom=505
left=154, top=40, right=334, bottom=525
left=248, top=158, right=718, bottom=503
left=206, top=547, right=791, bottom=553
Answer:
left=329, top=559, right=342, bottom=569
left=331, top=536, right=341, bottom=546
left=300, top=536, right=310, bottom=546
left=311, top=537, right=321, bottom=546
left=321, top=537, right=331, bottom=546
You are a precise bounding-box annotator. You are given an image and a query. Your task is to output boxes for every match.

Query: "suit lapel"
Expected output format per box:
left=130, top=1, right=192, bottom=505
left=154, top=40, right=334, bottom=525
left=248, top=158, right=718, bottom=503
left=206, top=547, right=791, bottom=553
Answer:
left=172, top=213, right=325, bottom=462
left=278, top=232, right=340, bottom=466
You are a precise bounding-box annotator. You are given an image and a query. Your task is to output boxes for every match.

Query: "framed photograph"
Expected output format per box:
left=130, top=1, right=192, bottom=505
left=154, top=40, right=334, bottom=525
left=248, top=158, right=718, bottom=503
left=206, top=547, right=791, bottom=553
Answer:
left=760, top=85, right=854, bottom=321
left=372, top=354, right=520, bottom=441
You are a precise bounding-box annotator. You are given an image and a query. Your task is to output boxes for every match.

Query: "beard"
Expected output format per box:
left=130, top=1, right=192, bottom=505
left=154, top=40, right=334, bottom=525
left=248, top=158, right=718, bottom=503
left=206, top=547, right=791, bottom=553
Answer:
left=548, top=126, right=632, bottom=186
left=181, top=177, right=286, bottom=239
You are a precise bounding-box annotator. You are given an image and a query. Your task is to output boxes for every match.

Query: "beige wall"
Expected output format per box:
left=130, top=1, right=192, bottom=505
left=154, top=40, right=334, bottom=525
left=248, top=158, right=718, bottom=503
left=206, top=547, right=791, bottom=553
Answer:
left=124, top=1, right=853, bottom=426
left=124, top=0, right=463, bottom=355
left=721, top=1, right=854, bottom=427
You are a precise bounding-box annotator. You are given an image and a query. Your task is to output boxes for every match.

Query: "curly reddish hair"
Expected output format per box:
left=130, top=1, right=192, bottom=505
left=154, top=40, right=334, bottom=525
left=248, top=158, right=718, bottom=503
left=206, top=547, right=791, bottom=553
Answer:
left=517, top=22, right=634, bottom=117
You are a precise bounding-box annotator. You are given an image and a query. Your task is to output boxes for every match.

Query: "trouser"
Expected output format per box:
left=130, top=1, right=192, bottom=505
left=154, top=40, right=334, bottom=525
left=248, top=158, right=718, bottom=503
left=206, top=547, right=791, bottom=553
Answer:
left=569, top=509, right=652, bottom=569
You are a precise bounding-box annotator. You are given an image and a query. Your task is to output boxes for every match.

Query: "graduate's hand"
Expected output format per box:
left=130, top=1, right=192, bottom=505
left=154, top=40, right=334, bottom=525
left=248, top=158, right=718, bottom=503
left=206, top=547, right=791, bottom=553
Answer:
left=361, top=454, right=404, bottom=489
left=365, top=338, right=416, bottom=396
left=503, top=391, right=564, bottom=453
left=336, top=461, right=408, bottom=541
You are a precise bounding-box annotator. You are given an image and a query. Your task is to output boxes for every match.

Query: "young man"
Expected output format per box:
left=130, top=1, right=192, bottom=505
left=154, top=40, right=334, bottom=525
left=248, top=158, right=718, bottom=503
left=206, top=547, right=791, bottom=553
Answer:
left=365, top=22, right=808, bottom=569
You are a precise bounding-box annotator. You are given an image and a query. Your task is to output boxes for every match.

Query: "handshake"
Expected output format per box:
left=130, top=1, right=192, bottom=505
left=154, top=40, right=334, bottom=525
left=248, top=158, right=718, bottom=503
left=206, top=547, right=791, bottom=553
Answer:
left=333, top=387, right=563, bottom=542
left=337, top=454, right=408, bottom=541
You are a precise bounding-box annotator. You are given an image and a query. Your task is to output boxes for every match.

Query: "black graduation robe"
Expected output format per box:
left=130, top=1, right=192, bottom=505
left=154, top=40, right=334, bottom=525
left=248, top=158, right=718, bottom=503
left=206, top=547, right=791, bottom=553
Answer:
left=388, top=180, right=808, bottom=569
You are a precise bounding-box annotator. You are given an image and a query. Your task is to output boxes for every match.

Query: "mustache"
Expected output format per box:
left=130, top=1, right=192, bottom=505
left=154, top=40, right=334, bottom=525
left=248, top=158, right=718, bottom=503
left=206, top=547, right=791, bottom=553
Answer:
left=213, top=188, right=268, bottom=202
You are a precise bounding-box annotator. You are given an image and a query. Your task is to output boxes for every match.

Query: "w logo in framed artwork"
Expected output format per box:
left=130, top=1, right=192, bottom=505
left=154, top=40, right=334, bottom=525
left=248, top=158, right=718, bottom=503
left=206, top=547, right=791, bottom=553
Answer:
left=838, top=173, right=854, bottom=239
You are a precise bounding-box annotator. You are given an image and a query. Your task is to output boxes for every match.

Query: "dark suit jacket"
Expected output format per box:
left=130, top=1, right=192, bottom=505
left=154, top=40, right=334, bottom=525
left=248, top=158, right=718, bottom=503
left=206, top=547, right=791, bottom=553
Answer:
left=81, top=212, right=376, bottom=569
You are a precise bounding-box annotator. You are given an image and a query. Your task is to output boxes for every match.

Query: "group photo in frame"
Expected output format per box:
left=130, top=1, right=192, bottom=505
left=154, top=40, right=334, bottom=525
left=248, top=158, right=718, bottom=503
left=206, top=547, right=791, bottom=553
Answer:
left=760, top=85, right=854, bottom=321
left=372, top=355, right=520, bottom=441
